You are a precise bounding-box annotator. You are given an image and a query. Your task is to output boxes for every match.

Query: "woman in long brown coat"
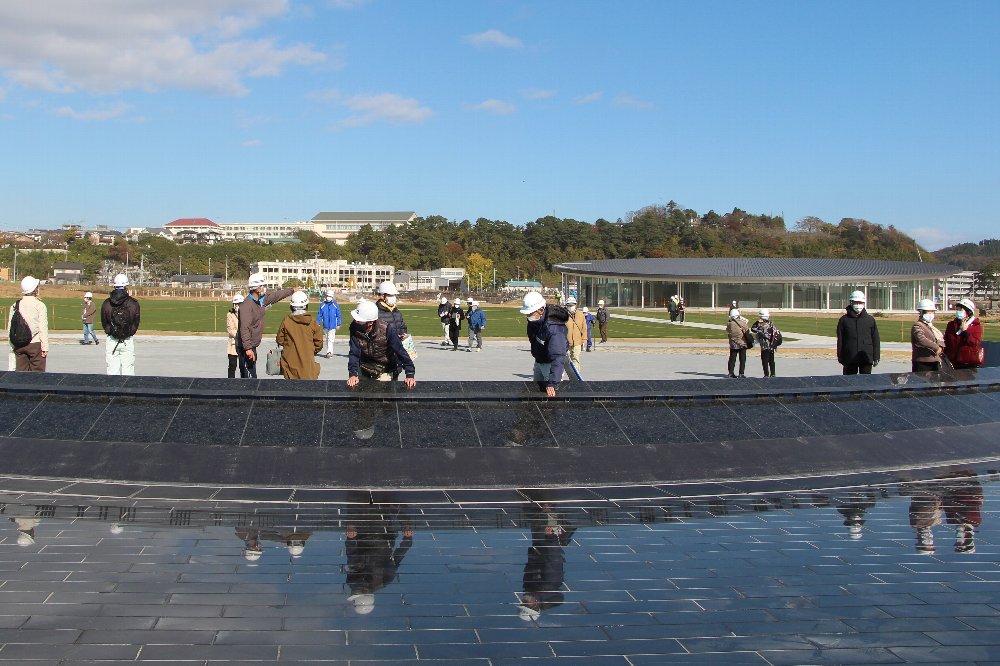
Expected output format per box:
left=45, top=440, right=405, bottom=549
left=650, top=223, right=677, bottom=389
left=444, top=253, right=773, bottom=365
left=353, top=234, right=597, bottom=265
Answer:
left=275, top=291, right=323, bottom=380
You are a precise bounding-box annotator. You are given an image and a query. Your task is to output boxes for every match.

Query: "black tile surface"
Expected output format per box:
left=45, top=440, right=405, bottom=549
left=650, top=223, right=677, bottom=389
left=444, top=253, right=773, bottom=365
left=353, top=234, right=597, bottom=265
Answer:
left=776, top=396, right=870, bottom=436
left=124, top=375, right=193, bottom=389
left=398, top=404, right=477, bottom=448
left=322, top=403, right=400, bottom=448
left=83, top=397, right=181, bottom=443
left=669, top=399, right=760, bottom=442
left=914, top=391, right=995, bottom=426
left=161, top=399, right=252, bottom=447
left=10, top=395, right=109, bottom=441
left=723, top=398, right=817, bottom=439
left=467, top=402, right=557, bottom=448
left=539, top=403, right=631, bottom=447
left=827, top=394, right=916, bottom=433
left=241, top=401, right=325, bottom=447
left=0, top=394, right=42, bottom=436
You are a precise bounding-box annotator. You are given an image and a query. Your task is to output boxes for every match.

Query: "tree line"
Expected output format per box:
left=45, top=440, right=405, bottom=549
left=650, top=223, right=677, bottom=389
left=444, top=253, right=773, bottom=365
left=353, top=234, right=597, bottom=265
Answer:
left=2, top=201, right=935, bottom=287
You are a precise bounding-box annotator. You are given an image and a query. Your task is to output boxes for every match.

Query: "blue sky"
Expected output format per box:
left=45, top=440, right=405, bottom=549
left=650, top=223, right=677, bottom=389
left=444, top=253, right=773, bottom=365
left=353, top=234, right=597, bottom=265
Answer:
left=1, top=1, right=997, bottom=250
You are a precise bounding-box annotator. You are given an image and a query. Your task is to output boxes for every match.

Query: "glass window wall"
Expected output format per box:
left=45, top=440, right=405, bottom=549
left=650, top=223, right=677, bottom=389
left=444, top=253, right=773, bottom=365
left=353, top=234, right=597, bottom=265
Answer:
left=681, top=282, right=714, bottom=308
left=717, top=283, right=787, bottom=309
left=793, top=283, right=825, bottom=310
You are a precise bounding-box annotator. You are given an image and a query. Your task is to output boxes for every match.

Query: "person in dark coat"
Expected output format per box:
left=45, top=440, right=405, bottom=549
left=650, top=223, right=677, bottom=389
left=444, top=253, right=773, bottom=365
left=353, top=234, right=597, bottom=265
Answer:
left=344, top=504, right=413, bottom=615
left=517, top=505, right=575, bottom=622
left=237, top=273, right=295, bottom=379
left=447, top=297, right=464, bottom=351
left=374, top=281, right=409, bottom=337
left=437, top=296, right=451, bottom=346
left=836, top=290, right=880, bottom=375
left=595, top=299, right=609, bottom=343
left=346, top=300, right=415, bottom=389
left=520, top=291, right=569, bottom=397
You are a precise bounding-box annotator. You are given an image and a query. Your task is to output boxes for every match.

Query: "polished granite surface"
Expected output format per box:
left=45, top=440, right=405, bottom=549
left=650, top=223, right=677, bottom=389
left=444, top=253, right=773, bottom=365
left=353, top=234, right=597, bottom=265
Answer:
left=2, top=470, right=999, bottom=664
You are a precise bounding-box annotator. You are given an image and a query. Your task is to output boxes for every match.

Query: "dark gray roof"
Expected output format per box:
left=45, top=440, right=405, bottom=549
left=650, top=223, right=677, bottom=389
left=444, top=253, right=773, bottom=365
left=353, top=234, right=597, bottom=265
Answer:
left=553, top=258, right=959, bottom=282
left=310, top=211, right=416, bottom=222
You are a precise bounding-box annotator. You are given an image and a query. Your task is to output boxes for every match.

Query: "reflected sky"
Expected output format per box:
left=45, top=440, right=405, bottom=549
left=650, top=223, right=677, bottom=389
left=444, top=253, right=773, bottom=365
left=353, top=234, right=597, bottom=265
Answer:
left=2, top=474, right=999, bottom=663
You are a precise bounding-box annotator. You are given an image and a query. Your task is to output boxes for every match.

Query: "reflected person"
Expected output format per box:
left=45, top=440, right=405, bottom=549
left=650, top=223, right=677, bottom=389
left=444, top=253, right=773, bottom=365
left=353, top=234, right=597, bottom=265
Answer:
left=517, top=505, right=576, bottom=621
left=941, top=471, right=983, bottom=555
left=833, top=490, right=876, bottom=540
left=344, top=505, right=414, bottom=615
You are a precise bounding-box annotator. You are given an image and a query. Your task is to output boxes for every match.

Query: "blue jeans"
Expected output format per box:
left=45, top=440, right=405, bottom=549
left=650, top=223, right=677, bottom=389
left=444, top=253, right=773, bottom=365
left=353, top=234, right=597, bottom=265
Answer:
left=82, top=323, right=98, bottom=343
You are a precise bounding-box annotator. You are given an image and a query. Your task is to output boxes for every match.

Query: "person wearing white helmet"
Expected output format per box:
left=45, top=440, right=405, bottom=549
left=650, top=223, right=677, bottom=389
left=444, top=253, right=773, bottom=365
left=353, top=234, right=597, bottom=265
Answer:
left=275, top=290, right=323, bottom=380
left=7, top=275, right=48, bottom=372
left=595, top=299, right=609, bottom=343
left=374, top=281, right=410, bottom=352
left=520, top=291, right=569, bottom=397
left=751, top=308, right=783, bottom=377
left=836, top=290, right=880, bottom=375
left=346, top=300, right=416, bottom=389
left=236, top=273, right=295, bottom=378
left=80, top=291, right=99, bottom=346
left=317, top=289, right=342, bottom=358
left=582, top=306, right=596, bottom=351
left=345, top=508, right=413, bottom=615
left=100, top=273, right=141, bottom=375
left=668, top=294, right=680, bottom=323
left=226, top=294, right=244, bottom=378
left=725, top=308, right=751, bottom=378
left=447, top=297, right=465, bottom=351
left=437, top=295, right=451, bottom=346
left=518, top=505, right=573, bottom=621
left=911, top=298, right=944, bottom=372
left=563, top=296, right=587, bottom=372
left=467, top=300, right=486, bottom=351
left=944, top=298, right=984, bottom=370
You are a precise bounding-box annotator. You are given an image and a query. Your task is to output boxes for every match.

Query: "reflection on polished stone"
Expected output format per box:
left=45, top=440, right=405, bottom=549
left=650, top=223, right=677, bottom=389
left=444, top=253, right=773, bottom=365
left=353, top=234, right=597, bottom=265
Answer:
left=1, top=471, right=998, bottom=662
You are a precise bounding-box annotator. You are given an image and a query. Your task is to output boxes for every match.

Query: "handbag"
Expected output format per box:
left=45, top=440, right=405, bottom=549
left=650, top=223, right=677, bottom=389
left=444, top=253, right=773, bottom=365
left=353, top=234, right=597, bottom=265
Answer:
left=359, top=359, right=387, bottom=379
left=742, top=326, right=755, bottom=348
left=265, top=346, right=282, bottom=375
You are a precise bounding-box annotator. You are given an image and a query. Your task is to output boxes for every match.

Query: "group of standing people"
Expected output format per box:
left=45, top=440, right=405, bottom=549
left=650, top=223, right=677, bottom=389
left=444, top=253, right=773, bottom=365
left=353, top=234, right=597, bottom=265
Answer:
left=7, top=273, right=140, bottom=375
left=437, top=295, right=488, bottom=351
left=725, top=306, right=783, bottom=378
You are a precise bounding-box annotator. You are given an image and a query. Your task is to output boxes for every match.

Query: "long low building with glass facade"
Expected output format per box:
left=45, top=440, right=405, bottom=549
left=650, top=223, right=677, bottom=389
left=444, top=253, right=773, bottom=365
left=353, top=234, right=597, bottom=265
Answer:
left=554, top=258, right=959, bottom=312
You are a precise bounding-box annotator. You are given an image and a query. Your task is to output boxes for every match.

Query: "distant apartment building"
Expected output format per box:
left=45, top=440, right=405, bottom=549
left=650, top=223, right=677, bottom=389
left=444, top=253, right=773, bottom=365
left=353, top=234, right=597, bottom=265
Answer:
left=161, top=212, right=415, bottom=245
left=250, top=259, right=394, bottom=292
left=938, top=271, right=977, bottom=304
left=310, top=211, right=416, bottom=244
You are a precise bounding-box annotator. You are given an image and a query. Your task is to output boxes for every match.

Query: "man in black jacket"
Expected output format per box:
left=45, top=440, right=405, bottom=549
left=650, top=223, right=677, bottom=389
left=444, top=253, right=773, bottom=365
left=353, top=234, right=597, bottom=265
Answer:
left=836, top=290, right=880, bottom=375
left=100, top=273, right=141, bottom=375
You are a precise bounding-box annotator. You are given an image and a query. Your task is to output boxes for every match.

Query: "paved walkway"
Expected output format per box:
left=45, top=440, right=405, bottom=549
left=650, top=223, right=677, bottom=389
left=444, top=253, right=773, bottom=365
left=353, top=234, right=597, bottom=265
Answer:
left=33, top=332, right=911, bottom=381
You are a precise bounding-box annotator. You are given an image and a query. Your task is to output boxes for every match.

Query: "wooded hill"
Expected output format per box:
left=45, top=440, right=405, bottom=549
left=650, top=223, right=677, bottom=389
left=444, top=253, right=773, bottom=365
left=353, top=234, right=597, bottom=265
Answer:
left=933, top=239, right=1000, bottom=271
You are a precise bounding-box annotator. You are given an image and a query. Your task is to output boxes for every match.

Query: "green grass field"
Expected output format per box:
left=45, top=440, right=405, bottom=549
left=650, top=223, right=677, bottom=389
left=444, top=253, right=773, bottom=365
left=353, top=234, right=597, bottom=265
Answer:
left=0, top=298, right=725, bottom=340
left=619, top=308, right=1000, bottom=343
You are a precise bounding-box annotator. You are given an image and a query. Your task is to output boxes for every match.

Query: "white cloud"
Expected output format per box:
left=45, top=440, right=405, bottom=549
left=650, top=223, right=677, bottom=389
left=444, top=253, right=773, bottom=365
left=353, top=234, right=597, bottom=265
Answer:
left=522, top=88, right=555, bottom=100
left=466, top=99, right=515, bottom=114
left=0, top=1, right=325, bottom=96
left=306, top=88, right=341, bottom=103
left=613, top=94, right=653, bottom=109
left=463, top=29, right=523, bottom=49
left=336, top=93, right=433, bottom=128
left=909, top=227, right=967, bottom=251
left=54, top=101, right=132, bottom=121
left=573, top=91, right=603, bottom=105
left=241, top=139, right=262, bottom=147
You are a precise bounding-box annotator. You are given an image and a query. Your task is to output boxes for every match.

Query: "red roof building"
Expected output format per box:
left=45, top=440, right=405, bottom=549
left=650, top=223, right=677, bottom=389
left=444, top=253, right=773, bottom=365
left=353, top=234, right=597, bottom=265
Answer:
left=165, top=218, right=219, bottom=227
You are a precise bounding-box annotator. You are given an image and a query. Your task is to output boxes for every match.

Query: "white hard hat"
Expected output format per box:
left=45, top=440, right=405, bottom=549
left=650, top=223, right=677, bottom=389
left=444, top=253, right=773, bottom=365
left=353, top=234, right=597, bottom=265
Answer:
left=957, top=298, right=977, bottom=315
left=597, top=300, right=605, bottom=306
left=84, top=292, right=93, bottom=299
left=232, top=294, right=244, bottom=304
left=565, top=296, right=577, bottom=305
left=440, top=296, right=448, bottom=304
left=729, top=309, right=740, bottom=318
left=467, top=297, right=474, bottom=303
left=582, top=306, right=589, bottom=313
left=519, top=291, right=547, bottom=314
left=350, top=593, right=375, bottom=614
left=16, top=532, right=35, bottom=547
left=109, top=523, right=124, bottom=535
left=353, top=426, right=375, bottom=440
left=325, top=289, right=336, bottom=298
left=376, top=280, right=398, bottom=295
left=243, top=548, right=263, bottom=562
left=471, top=300, right=479, bottom=307
left=290, top=291, right=309, bottom=309
left=453, top=297, right=461, bottom=304
left=113, top=273, right=129, bottom=288
left=916, top=298, right=936, bottom=312
left=849, top=290, right=866, bottom=303
left=759, top=309, right=770, bottom=320
left=247, top=273, right=266, bottom=288
left=351, top=300, right=379, bottom=323
left=518, top=605, right=541, bottom=621
left=287, top=543, right=305, bottom=558
left=20, top=276, right=40, bottom=294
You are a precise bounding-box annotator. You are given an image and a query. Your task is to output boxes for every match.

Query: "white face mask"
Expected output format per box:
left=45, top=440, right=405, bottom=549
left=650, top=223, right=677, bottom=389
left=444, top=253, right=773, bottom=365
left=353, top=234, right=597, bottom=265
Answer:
left=852, top=303, right=864, bottom=313
left=955, top=310, right=967, bottom=320
left=921, top=312, right=935, bottom=323
left=567, top=305, right=576, bottom=312
left=527, top=313, right=542, bottom=322
left=386, top=296, right=397, bottom=306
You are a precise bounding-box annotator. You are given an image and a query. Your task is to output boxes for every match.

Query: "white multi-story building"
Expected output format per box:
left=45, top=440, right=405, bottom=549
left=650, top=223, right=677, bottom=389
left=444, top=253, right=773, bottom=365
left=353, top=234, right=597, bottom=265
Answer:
left=938, top=271, right=977, bottom=305
left=250, top=259, right=394, bottom=292
left=310, top=211, right=416, bottom=244
left=161, top=212, right=416, bottom=245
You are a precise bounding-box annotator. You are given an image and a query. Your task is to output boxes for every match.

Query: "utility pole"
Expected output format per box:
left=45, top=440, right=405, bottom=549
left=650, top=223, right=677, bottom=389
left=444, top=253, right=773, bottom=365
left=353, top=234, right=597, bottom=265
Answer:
left=140, top=254, right=144, bottom=286
left=493, top=267, right=497, bottom=290
left=225, top=256, right=228, bottom=285
left=12, top=247, right=17, bottom=283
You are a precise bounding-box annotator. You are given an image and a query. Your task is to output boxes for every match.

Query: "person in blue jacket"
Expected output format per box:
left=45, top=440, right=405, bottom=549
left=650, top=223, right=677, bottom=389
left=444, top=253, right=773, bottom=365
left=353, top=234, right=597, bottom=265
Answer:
left=317, top=289, right=342, bottom=358
left=582, top=306, right=596, bottom=351
left=519, top=291, right=569, bottom=397
left=467, top=300, right=487, bottom=352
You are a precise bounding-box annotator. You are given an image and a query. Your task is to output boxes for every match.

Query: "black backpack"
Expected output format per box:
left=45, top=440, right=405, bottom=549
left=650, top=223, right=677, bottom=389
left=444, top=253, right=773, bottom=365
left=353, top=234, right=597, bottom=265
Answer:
left=8, top=300, right=33, bottom=349
left=108, top=299, right=137, bottom=340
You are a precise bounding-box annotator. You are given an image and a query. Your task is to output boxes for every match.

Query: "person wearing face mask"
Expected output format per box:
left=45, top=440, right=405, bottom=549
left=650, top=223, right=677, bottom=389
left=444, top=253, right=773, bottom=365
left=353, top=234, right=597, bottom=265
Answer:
left=317, top=289, right=342, bottom=359
left=467, top=301, right=486, bottom=352
left=447, top=297, right=465, bottom=351
left=237, top=273, right=295, bottom=379
left=374, top=281, right=408, bottom=337
left=437, top=296, right=452, bottom=346
left=226, top=294, right=244, bottom=378
left=520, top=291, right=569, bottom=397
left=563, top=296, right=587, bottom=373
left=910, top=299, right=944, bottom=373
left=725, top=308, right=750, bottom=378
left=944, top=298, right=984, bottom=370
left=275, top=291, right=323, bottom=380
left=836, top=290, right=880, bottom=375
left=346, top=300, right=416, bottom=389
